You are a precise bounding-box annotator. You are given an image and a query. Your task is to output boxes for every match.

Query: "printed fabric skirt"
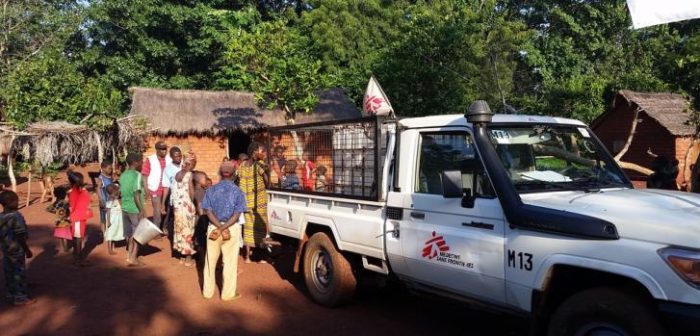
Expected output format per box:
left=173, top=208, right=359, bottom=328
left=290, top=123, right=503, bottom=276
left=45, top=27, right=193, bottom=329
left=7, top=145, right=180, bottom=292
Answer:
left=243, top=208, right=268, bottom=248
left=173, top=202, right=197, bottom=255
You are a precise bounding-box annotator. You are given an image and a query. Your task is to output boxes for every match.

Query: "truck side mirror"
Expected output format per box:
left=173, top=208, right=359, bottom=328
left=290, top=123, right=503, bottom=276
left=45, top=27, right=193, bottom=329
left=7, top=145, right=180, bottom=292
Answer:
left=442, top=170, right=463, bottom=198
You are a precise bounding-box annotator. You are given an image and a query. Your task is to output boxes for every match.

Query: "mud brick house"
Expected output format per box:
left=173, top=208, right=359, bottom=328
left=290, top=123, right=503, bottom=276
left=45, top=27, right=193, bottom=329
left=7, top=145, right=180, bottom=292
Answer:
left=592, top=90, right=698, bottom=188
left=129, top=87, right=360, bottom=180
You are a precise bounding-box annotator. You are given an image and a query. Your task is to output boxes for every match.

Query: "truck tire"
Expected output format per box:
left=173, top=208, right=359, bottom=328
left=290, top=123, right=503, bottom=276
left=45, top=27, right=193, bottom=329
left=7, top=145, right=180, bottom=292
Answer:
left=303, top=232, right=357, bottom=307
left=547, top=287, right=667, bottom=336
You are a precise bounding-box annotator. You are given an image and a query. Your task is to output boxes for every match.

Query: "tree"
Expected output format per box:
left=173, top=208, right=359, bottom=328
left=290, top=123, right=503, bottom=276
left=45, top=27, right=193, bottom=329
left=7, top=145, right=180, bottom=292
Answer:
left=509, top=0, right=673, bottom=122
left=214, top=8, right=328, bottom=117
left=0, top=0, right=81, bottom=119
left=1, top=50, right=121, bottom=129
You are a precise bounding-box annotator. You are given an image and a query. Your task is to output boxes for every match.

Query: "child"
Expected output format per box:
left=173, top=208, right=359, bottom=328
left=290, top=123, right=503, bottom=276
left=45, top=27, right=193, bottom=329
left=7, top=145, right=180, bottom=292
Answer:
left=315, top=165, right=329, bottom=192
left=68, top=171, right=93, bottom=267
left=205, top=177, right=213, bottom=189
left=281, top=159, right=300, bottom=190
left=104, top=184, right=124, bottom=255
left=47, top=186, right=71, bottom=253
left=301, top=152, right=316, bottom=191
left=95, top=161, right=113, bottom=250
left=0, top=190, right=36, bottom=305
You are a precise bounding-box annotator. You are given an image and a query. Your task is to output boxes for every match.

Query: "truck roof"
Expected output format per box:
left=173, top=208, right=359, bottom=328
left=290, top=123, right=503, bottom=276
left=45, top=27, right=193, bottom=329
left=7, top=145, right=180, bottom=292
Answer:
left=398, top=114, right=587, bottom=129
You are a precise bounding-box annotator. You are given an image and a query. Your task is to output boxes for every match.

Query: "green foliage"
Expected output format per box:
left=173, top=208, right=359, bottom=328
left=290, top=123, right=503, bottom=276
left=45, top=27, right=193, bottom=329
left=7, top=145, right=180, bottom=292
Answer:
left=1, top=51, right=122, bottom=129
left=214, top=8, right=328, bottom=115
left=508, top=0, right=673, bottom=122
left=2, top=0, right=700, bottom=128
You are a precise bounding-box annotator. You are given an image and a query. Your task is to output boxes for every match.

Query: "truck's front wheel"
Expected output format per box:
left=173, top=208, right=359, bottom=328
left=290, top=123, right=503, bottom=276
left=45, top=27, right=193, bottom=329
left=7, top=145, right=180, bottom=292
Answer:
left=303, top=232, right=356, bottom=307
left=548, top=287, right=666, bottom=336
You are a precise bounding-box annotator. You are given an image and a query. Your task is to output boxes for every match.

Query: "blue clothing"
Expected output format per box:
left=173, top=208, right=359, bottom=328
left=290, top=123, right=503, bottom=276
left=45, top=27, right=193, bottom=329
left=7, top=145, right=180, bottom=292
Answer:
left=281, top=174, right=301, bottom=190
left=98, top=174, right=113, bottom=206
left=162, top=162, right=182, bottom=189
left=201, top=180, right=247, bottom=222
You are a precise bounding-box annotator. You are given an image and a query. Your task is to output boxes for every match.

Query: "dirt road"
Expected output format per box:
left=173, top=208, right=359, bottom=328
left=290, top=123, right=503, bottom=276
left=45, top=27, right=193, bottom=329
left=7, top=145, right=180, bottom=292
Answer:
left=0, top=174, right=527, bottom=336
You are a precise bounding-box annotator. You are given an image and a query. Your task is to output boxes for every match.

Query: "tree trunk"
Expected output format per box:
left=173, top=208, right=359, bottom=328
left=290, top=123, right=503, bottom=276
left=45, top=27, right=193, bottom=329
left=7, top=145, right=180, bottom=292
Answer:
left=96, top=133, right=104, bottom=164
left=8, top=135, right=15, bottom=192
left=614, top=107, right=642, bottom=161
left=25, top=172, right=31, bottom=207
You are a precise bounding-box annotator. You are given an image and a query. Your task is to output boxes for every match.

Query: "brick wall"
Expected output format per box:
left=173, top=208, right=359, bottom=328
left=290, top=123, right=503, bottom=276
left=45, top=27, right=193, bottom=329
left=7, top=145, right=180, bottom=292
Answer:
left=675, top=137, right=700, bottom=189
left=144, top=134, right=228, bottom=181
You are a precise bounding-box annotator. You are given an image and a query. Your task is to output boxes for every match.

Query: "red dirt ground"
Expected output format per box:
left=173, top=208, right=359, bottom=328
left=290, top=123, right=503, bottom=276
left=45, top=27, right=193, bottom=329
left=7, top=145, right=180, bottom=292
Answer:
left=0, top=166, right=527, bottom=336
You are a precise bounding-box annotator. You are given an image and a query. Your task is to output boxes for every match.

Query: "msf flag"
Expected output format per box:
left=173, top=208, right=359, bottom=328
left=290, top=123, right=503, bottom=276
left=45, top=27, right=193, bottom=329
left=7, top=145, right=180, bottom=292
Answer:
left=363, top=76, right=394, bottom=116
left=627, top=0, right=700, bottom=29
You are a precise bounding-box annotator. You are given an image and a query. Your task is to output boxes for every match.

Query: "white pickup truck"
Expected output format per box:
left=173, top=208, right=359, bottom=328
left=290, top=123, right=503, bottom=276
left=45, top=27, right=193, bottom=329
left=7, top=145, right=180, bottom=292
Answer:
left=265, top=101, right=700, bottom=336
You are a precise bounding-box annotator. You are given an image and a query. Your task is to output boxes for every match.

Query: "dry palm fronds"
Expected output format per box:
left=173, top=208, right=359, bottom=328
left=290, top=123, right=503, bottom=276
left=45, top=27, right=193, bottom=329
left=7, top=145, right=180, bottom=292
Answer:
left=0, top=116, right=152, bottom=166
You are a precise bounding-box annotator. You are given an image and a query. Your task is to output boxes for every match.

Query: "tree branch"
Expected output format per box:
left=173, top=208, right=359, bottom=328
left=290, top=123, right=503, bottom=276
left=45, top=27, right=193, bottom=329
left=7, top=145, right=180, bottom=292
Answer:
left=614, top=106, right=642, bottom=161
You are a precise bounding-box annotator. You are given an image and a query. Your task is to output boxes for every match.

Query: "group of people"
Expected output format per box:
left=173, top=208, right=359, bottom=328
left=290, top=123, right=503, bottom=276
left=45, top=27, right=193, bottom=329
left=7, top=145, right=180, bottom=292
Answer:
left=0, top=140, right=276, bottom=306
left=266, top=145, right=329, bottom=193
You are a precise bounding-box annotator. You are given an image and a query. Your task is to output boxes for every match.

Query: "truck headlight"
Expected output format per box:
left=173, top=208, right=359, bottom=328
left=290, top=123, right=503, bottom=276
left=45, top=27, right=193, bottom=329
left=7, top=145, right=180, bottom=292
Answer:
left=659, top=247, right=700, bottom=288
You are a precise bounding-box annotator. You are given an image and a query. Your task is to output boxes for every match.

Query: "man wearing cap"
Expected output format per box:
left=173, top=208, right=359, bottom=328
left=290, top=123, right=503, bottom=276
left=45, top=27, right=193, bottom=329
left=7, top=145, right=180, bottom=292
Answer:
left=142, top=141, right=171, bottom=235
left=201, top=161, right=246, bottom=301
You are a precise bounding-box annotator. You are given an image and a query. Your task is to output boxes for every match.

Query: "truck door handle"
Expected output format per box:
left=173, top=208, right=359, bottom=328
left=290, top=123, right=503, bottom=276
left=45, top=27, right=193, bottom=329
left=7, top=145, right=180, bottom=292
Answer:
left=410, top=212, right=425, bottom=219
left=462, top=221, right=494, bottom=230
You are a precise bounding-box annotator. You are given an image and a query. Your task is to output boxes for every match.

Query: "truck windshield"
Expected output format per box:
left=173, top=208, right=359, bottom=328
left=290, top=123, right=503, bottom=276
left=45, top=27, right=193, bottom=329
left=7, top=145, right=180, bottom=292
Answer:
left=487, top=124, right=628, bottom=192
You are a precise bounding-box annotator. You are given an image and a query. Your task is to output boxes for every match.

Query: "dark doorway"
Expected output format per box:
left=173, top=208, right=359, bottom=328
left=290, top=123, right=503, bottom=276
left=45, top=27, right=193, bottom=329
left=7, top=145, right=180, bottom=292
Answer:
left=229, top=131, right=251, bottom=160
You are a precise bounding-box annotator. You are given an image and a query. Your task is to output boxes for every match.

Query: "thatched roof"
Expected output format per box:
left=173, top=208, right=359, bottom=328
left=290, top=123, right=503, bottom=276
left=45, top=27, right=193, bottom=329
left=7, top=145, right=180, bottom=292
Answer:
left=616, top=90, right=696, bottom=136
left=129, top=87, right=361, bottom=135
left=296, top=88, right=361, bottom=124
left=129, top=87, right=285, bottom=135
left=0, top=117, right=150, bottom=165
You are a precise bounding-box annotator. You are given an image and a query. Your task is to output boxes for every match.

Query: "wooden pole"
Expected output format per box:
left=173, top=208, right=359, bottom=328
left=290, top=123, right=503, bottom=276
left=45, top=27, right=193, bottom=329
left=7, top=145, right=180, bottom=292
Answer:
left=25, top=172, right=31, bottom=207
left=8, top=135, right=16, bottom=192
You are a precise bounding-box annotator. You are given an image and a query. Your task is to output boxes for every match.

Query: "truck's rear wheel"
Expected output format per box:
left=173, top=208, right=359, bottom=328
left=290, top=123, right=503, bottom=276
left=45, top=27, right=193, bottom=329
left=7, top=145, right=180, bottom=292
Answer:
left=303, top=232, right=356, bottom=307
left=547, top=287, right=666, bottom=336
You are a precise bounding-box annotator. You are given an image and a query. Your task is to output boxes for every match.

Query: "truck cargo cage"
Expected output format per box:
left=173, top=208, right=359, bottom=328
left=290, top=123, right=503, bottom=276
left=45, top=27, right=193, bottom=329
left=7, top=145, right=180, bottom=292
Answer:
left=267, top=116, right=390, bottom=201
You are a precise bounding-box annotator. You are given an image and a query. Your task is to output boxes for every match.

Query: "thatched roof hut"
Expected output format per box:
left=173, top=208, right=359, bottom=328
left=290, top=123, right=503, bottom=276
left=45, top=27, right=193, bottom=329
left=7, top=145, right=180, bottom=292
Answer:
left=593, top=90, right=698, bottom=188
left=614, top=90, right=695, bottom=136
left=130, top=87, right=361, bottom=180
left=129, top=87, right=360, bottom=135
left=129, top=87, right=285, bottom=135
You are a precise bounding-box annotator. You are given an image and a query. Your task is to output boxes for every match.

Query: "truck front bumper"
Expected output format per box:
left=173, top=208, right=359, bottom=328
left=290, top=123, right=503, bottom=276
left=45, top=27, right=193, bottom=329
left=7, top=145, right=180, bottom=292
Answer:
left=658, top=300, right=700, bottom=335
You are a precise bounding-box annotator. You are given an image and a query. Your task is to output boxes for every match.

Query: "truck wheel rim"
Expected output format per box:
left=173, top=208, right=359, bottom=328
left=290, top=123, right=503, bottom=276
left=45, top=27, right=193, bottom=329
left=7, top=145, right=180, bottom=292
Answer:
left=311, top=248, right=333, bottom=293
left=575, top=323, right=629, bottom=336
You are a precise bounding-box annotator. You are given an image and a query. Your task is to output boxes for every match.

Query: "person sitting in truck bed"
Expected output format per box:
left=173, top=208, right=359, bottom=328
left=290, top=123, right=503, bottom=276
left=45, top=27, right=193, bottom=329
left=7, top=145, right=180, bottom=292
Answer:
left=315, top=165, right=329, bottom=192
left=280, top=159, right=301, bottom=190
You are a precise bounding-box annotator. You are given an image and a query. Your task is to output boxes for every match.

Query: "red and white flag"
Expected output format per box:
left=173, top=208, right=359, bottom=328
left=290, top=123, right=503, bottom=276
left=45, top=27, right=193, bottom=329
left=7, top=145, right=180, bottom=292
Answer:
left=363, top=75, right=394, bottom=116
left=627, top=0, right=700, bottom=29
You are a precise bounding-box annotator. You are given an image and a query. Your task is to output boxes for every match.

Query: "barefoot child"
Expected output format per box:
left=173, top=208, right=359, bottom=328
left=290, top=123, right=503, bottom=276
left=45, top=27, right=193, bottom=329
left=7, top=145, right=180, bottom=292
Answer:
left=95, top=161, right=113, bottom=251
left=68, top=172, right=93, bottom=267
left=0, top=190, right=36, bottom=305
left=47, top=186, right=71, bottom=253
left=104, top=184, right=124, bottom=255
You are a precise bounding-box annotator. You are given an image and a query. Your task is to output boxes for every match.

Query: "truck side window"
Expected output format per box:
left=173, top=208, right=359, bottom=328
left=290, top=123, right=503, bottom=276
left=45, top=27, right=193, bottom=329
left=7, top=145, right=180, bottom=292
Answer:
left=416, top=132, right=494, bottom=197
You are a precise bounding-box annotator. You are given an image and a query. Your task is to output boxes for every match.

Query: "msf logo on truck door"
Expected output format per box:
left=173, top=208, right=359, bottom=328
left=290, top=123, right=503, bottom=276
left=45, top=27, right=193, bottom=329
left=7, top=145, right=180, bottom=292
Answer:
left=422, top=231, right=475, bottom=269
left=422, top=231, right=449, bottom=259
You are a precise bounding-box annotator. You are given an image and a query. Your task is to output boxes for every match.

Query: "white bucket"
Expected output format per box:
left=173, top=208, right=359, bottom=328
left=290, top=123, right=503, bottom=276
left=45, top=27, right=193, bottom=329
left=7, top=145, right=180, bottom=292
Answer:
left=133, top=218, right=163, bottom=245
